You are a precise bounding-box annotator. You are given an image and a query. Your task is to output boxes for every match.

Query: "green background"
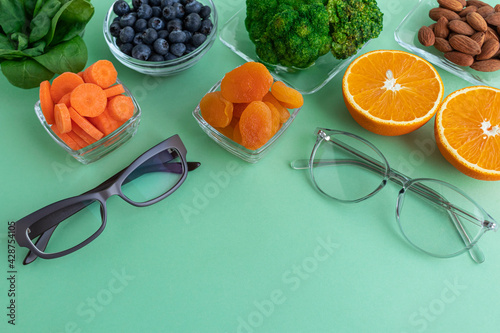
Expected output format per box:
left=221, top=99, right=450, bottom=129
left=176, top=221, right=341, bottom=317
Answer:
left=2, top=0, right=500, bottom=332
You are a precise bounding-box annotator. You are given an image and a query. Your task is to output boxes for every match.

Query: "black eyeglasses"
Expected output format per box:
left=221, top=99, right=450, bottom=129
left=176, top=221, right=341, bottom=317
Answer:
left=14, top=134, right=200, bottom=265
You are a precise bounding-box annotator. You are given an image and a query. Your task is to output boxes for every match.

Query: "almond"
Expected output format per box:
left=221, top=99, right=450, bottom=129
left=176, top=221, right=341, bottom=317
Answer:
left=434, top=17, right=450, bottom=38
left=457, top=0, right=467, bottom=6
left=418, top=26, right=436, bottom=46
left=444, top=51, right=475, bottom=66
left=470, top=59, right=500, bottom=71
left=449, top=34, right=482, bottom=54
left=471, top=31, right=486, bottom=47
left=448, top=19, right=476, bottom=35
left=466, top=0, right=489, bottom=7
left=477, top=5, right=495, bottom=18
left=476, top=38, right=500, bottom=60
left=438, top=0, right=464, bottom=12
left=485, top=12, right=500, bottom=26
left=467, top=11, right=488, bottom=31
left=460, top=5, right=477, bottom=16
left=429, top=7, right=461, bottom=21
left=485, top=27, right=500, bottom=42
left=435, top=37, right=454, bottom=52
left=496, top=4, right=500, bottom=12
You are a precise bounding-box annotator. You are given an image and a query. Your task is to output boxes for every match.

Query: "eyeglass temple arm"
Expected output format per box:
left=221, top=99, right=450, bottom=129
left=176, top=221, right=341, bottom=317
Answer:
left=22, top=160, right=201, bottom=264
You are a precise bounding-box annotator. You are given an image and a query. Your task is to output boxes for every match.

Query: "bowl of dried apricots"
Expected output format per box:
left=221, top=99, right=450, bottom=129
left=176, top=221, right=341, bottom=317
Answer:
left=193, top=61, right=303, bottom=163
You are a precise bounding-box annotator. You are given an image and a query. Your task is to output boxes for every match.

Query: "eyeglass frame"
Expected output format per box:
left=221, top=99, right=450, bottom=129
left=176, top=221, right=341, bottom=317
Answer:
left=14, top=134, right=200, bottom=264
left=291, top=128, right=498, bottom=263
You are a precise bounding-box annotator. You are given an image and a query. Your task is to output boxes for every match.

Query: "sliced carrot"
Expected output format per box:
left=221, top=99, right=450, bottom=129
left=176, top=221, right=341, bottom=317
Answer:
left=54, top=103, right=72, bottom=134
left=50, top=72, right=84, bottom=103
left=67, top=130, right=87, bottom=148
left=83, top=60, right=117, bottom=89
left=77, top=71, right=85, bottom=80
left=107, top=95, right=134, bottom=122
left=58, top=93, right=71, bottom=108
left=70, top=83, right=107, bottom=117
left=51, top=125, right=81, bottom=151
left=68, top=107, right=104, bottom=141
left=39, top=80, right=55, bottom=124
left=88, top=108, right=124, bottom=136
left=72, top=121, right=97, bottom=145
left=104, top=84, right=125, bottom=98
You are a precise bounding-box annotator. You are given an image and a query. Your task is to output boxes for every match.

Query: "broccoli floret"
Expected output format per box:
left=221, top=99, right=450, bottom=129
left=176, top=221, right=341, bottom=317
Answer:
left=245, top=0, right=331, bottom=69
left=326, top=0, right=383, bottom=60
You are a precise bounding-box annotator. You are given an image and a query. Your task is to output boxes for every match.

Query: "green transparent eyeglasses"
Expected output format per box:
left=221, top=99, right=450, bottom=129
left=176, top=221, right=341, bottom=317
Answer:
left=291, top=128, right=498, bottom=263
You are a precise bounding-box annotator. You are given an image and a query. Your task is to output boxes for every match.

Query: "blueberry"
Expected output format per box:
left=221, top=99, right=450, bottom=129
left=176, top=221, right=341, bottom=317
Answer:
left=185, top=0, right=202, bottom=14
left=113, top=17, right=121, bottom=23
left=172, top=3, right=185, bottom=18
left=120, top=13, right=137, bottom=27
left=168, top=30, right=186, bottom=43
left=137, top=4, right=153, bottom=20
left=199, top=5, right=211, bottom=19
left=191, top=31, right=206, bottom=47
left=148, top=17, right=165, bottom=30
left=166, top=18, right=182, bottom=32
left=162, top=5, right=176, bottom=20
left=116, top=38, right=123, bottom=47
left=113, top=0, right=130, bottom=16
left=161, top=0, right=180, bottom=7
left=165, top=52, right=178, bottom=60
left=184, top=13, right=201, bottom=32
left=149, top=0, right=161, bottom=6
left=109, top=21, right=121, bottom=38
left=185, top=43, right=197, bottom=54
left=132, top=43, right=152, bottom=60
left=133, top=32, right=144, bottom=45
left=134, top=18, right=148, bottom=32
left=153, top=38, right=169, bottom=55
left=151, top=6, right=162, bottom=18
left=149, top=53, right=165, bottom=62
left=119, top=26, right=135, bottom=43
left=120, top=42, right=134, bottom=56
left=169, top=42, right=186, bottom=57
left=133, top=0, right=149, bottom=9
left=157, top=30, right=169, bottom=40
left=142, top=27, right=158, bottom=44
left=200, top=19, right=213, bottom=35
left=183, top=30, right=192, bottom=43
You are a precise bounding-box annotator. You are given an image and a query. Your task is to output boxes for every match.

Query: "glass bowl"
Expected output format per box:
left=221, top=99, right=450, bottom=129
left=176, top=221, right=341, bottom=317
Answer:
left=395, top=0, right=500, bottom=88
left=103, top=0, right=218, bottom=76
left=192, top=80, right=301, bottom=163
left=35, top=80, right=141, bottom=164
left=219, top=7, right=370, bottom=95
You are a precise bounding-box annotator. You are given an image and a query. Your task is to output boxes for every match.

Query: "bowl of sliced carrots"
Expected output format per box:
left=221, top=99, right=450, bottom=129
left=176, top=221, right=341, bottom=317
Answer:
left=35, top=59, right=141, bottom=164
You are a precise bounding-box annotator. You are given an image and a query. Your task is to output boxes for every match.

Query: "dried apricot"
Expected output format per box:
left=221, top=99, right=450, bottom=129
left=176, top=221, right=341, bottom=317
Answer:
left=233, top=122, right=242, bottom=145
left=262, top=91, right=290, bottom=124
left=200, top=91, right=233, bottom=128
left=264, top=102, right=281, bottom=135
left=220, top=62, right=274, bottom=103
left=270, top=81, right=304, bottom=109
left=239, top=101, right=273, bottom=150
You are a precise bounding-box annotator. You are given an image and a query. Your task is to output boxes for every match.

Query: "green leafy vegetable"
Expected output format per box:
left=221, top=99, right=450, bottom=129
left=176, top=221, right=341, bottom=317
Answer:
left=1, top=58, right=54, bottom=89
left=34, top=35, right=87, bottom=74
left=0, top=0, right=94, bottom=89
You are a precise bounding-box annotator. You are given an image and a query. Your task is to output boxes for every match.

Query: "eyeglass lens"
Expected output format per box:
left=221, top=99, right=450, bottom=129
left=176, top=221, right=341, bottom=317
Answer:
left=398, top=179, right=486, bottom=257
left=29, top=148, right=185, bottom=255
left=311, top=133, right=388, bottom=202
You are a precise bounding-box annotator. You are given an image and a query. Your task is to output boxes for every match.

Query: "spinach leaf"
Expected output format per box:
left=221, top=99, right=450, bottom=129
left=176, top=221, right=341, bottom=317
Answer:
left=1, top=58, right=54, bottom=89
left=11, top=32, right=29, bottom=51
left=23, top=40, right=46, bottom=57
left=0, top=49, right=27, bottom=61
left=0, top=33, right=14, bottom=50
left=23, top=0, right=39, bottom=19
left=34, top=35, right=87, bottom=74
left=0, top=0, right=27, bottom=34
left=29, top=13, right=51, bottom=43
left=33, top=0, right=46, bottom=17
left=46, top=0, right=94, bottom=46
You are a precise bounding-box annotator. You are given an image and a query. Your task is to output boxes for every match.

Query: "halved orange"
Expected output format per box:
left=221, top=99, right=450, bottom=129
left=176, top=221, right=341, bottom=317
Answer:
left=435, top=86, right=500, bottom=181
left=342, top=50, right=444, bottom=136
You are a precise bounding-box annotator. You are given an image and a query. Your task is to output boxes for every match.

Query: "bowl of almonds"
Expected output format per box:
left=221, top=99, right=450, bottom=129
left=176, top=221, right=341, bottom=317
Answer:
left=395, top=0, right=500, bottom=87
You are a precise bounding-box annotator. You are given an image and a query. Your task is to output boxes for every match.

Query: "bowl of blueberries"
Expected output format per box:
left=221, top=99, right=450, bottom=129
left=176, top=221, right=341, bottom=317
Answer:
left=103, top=0, right=217, bottom=76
